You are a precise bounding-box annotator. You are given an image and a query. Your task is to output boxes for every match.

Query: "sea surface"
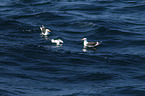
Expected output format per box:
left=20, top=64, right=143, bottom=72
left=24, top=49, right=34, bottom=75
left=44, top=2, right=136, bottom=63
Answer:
left=1, top=0, right=145, bottom=96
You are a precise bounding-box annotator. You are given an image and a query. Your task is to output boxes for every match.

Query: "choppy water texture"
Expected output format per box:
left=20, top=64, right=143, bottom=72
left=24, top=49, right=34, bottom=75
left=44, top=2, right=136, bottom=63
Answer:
left=1, top=0, right=145, bottom=96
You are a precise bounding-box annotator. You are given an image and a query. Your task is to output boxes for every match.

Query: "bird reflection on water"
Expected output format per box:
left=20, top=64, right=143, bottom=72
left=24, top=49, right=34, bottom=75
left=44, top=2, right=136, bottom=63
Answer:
left=41, top=35, right=49, bottom=40
left=83, top=47, right=97, bottom=52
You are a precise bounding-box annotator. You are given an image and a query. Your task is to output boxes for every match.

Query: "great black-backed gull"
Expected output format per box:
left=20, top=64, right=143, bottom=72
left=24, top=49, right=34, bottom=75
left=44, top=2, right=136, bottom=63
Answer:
left=81, top=38, right=102, bottom=48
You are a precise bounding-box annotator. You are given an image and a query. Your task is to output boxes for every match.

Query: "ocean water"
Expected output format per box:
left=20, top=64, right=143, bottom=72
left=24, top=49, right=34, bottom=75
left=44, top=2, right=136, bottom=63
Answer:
left=1, top=0, right=145, bottom=96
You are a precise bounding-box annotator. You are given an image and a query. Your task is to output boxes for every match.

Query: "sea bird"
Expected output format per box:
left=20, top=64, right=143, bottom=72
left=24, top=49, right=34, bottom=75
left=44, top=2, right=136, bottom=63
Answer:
left=40, top=25, right=51, bottom=36
left=51, top=39, right=64, bottom=46
left=81, top=38, right=102, bottom=48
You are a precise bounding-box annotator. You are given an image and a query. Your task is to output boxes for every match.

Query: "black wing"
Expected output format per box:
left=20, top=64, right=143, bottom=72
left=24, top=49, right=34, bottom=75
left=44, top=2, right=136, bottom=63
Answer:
left=87, top=42, right=98, bottom=46
left=42, top=27, right=46, bottom=33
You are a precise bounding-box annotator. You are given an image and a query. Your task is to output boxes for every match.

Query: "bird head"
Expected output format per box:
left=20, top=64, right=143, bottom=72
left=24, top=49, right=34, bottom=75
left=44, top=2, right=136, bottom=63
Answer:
left=42, top=25, right=45, bottom=28
left=81, top=38, right=87, bottom=41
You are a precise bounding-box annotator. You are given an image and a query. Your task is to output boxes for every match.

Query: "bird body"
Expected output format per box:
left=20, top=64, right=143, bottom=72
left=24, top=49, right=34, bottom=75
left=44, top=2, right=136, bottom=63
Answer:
left=51, top=39, right=64, bottom=45
left=81, top=38, right=102, bottom=48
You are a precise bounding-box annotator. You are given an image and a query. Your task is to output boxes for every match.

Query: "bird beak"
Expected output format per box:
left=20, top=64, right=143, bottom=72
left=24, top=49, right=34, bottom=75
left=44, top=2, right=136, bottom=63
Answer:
left=49, top=30, right=51, bottom=32
left=81, top=39, right=84, bottom=41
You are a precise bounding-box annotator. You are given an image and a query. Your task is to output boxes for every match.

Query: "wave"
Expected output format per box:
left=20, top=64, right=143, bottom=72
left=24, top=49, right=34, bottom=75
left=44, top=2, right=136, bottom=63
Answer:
left=11, top=12, right=64, bottom=19
left=112, top=86, right=145, bottom=96
left=31, top=1, right=51, bottom=6
left=0, top=88, right=18, bottom=96
left=55, top=72, right=117, bottom=83
left=114, top=4, right=145, bottom=14
left=124, top=4, right=145, bottom=11
left=58, top=3, right=107, bottom=12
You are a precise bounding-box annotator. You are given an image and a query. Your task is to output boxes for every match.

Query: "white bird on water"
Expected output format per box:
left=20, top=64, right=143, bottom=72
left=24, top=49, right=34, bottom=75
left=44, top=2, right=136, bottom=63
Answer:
left=51, top=39, right=64, bottom=46
left=40, top=25, right=51, bottom=36
left=81, top=38, right=102, bottom=48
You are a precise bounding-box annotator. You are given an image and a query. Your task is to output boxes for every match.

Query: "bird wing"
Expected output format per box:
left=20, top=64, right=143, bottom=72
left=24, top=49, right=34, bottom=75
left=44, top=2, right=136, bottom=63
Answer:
left=87, top=42, right=100, bottom=47
left=87, top=42, right=97, bottom=45
left=42, top=28, right=46, bottom=33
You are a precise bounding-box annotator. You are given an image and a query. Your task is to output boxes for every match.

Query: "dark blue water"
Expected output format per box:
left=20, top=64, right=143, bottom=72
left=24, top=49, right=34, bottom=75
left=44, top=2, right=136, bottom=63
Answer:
left=1, top=0, right=145, bottom=96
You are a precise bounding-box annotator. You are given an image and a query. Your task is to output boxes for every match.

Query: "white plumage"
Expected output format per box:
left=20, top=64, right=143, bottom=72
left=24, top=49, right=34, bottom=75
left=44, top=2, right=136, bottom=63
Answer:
left=51, top=39, right=64, bottom=45
left=40, top=25, right=51, bottom=36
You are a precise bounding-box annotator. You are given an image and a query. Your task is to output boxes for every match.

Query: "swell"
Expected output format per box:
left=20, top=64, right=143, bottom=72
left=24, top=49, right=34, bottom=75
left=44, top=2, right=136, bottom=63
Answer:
left=104, top=86, right=145, bottom=96
left=58, top=3, right=107, bottom=12
left=123, top=4, right=145, bottom=11
left=0, top=17, right=31, bottom=31
left=31, top=1, right=51, bottom=6
left=88, top=27, right=140, bottom=37
left=10, top=12, right=67, bottom=20
left=114, top=4, right=145, bottom=13
left=53, top=72, right=119, bottom=83
left=0, top=89, right=17, bottom=96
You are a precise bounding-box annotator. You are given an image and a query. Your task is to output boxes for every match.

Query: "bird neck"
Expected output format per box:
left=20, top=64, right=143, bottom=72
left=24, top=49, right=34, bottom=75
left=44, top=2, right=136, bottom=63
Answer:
left=44, top=29, right=50, bottom=35
left=84, top=40, right=88, bottom=46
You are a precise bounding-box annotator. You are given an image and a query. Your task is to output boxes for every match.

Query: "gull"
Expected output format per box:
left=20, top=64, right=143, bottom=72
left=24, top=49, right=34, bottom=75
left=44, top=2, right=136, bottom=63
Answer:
left=40, top=25, right=51, bottom=36
left=81, top=38, right=102, bottom=48
left=51, top=39, right=64, bottom=46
